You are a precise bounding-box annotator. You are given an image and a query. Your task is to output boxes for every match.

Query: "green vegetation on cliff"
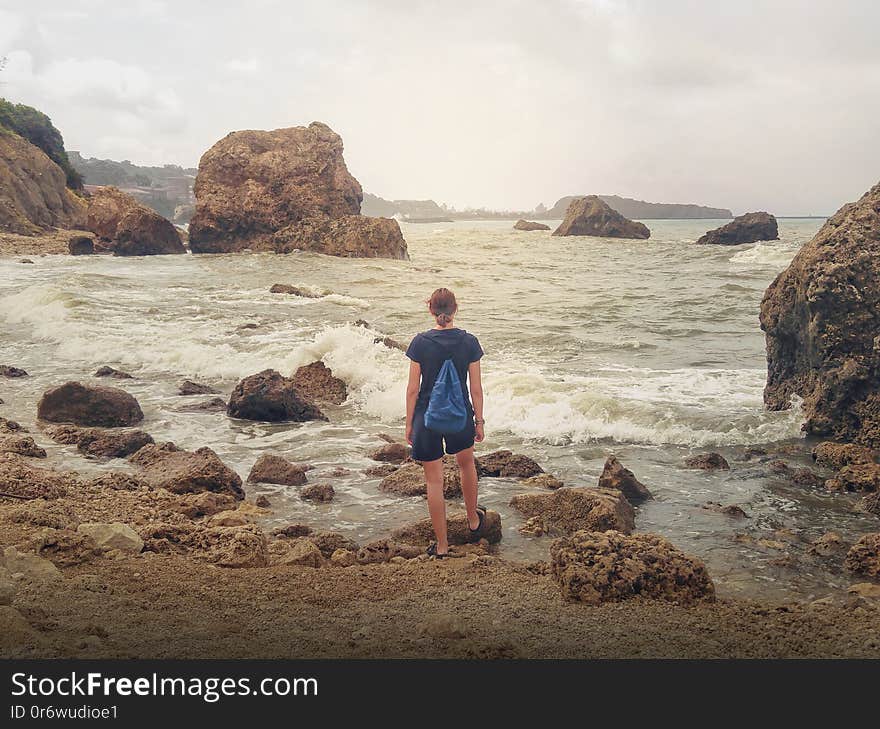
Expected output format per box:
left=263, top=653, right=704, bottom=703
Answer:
left=0, top=98, right=83, bottom=190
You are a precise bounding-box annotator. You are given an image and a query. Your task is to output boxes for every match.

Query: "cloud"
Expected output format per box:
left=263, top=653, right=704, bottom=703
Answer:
left=224, top=57, right=260, bottom=73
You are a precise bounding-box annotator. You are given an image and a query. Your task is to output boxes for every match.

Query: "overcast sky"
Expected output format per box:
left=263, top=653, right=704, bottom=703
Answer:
left=2, top=0, right=878, bottom=215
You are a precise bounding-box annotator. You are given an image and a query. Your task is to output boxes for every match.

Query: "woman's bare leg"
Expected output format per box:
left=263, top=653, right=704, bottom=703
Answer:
left=423, top=458, right=448, bottom=553
left=455, top=447, right=480, bottom=530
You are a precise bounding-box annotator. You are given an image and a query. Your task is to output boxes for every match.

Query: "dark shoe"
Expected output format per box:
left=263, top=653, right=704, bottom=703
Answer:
left=468, top=504, right=487, bottom=543
left=426, top=542, right=448, bottom=559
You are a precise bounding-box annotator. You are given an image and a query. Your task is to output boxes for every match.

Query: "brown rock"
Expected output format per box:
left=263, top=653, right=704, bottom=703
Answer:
left=789, top=468, right=826, bottom=488
left=825, top=462, right=880, bottom=492
left=247, top=453, right=308, bottom=486
left=142, top=523, right=268, bottom=568
left=513, top=219, right=550, bottom=231
left=0, top=132, right=86, bottom=235
left=254, top=495, right=271, bottom=508
left=275, top=538, right=324, bottom=568
left=392, top=509, right=502, bottom=546
left=684, top=452, right=731, bottom=471
left=271, top=524, right=313, bottom=539
left=369, top=441, right=410, bottom=464
left=844, top=533, right=880, bottom=578
left=521, top=474, right=564, bottom=490
left=808, top=532, right=848, bottom=557
left=227, top=369, right=326, bottom=422
left=37, top=381, right=143, bottom=427
left=0, top=453, right=76, bottom=499
left=701, top=501, right=749, bottom=518
left=90, top=472, right=149, bottom=491
left=597, top=455, right=653, bottom=503
left=178, top=380, right=218, bottom=396
left=175, top=397, right=227, bottom=413
left=550, top=529, right=715, bottom=605
left=330, top=548, right=357, bottom=567
left=86, top=186, right=185, bottom=255
left=356, top=539, right=423, bottom=564
left=760, top=182, right=880, bottom=446
left=301, top=483, right=334, bottom=502
left=364, top=463, right=398, bottom=478
left=858, top=492, right=880, bottom=516
left=812, top=441, right=877, bottom=470
left=30, top=528, right=101, bottom=567
left=0, top=433, right=46, bottom=458
left=307, top=531, right=359, bottom=557
left=273, top=214, right=407, bottom=259
left=1, top=366, right=28, bottom=378
left=94, top=366, right=132, bottom=379
left=173, top=492, right=239, bottom=519
left=510, top=487, right=635, bottom=536
left=291, top=362, right=347, bottom=405
left=129, top=442, right=244, bottom=498
left=696, top=212, right=778, bottom=246
left=476, top=450, right=543, bottom=478
left=46, top=424, right=153, bottom=458
left=379, top=456, right=462, bottom=498
left=68, top=235, right=95, bottom=255
left=269, top=284, right=321, bottom=297
left=552, top=196, right=650, bottom=239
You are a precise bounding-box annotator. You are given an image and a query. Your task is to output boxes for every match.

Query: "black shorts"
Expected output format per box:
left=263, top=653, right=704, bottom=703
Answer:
left=410, top=409, right=475, bottom=462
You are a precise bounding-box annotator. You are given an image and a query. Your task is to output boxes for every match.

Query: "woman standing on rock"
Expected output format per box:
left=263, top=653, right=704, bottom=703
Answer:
left=405, top=288, right=486, bottom=558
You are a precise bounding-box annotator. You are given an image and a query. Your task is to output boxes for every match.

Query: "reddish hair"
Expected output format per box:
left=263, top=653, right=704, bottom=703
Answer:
left=427, top=288, right=457, bottom=326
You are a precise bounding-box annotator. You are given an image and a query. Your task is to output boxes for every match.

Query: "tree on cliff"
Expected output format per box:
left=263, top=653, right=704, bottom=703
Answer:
left=0, top=97, right=83, bottom=190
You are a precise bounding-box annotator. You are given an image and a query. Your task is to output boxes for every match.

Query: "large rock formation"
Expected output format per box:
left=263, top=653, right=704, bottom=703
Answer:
left=552, top=196, right=650, bottom=239
left=129, top=442, right=244, bottom=498
left=0, top=133, right=86, bottom=234
left=227, top=369, right=327, bottom=422
left=597, top=456, right=652, bottom=504
left=760, top=182, right=880, bottom=446
left=509, top=487, right=635, bottom=536
left=513, top=219, right=550, bottom=231
left=86, top=186, right=185, bottom=255
left=37, top=382, right=144, bottom=428
left=696, top=211, right=778, bottom=245
left=291, top=362, right=347, bottom=405
left=188, top=122, right=407, bottom=258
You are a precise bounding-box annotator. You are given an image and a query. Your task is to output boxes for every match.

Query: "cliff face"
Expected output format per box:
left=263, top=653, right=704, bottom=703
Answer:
left=760, top=181, right=880, bottom=446
left=0, top=132, right=87, bottom=235
left=546, top=195, right=732, bottom=220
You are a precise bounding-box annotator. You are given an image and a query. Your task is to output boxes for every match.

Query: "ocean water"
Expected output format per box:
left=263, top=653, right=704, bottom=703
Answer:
left=1, top=218, right=874, bottom=600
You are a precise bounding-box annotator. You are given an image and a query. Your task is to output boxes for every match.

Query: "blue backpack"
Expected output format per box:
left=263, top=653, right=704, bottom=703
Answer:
left=424, top=358, right=468, bottom=434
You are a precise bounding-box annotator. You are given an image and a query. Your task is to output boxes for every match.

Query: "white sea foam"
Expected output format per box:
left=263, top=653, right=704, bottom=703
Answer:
left=729, top=242, right=799, bottom=268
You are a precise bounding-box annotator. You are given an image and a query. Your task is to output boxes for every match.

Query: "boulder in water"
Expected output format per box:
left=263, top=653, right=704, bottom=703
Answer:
left=247, top=453, right=308, bottom=486
left=269, top=283, right=321, bottom=297
left=37, top=382, right=143, bottom=427
left=1, top=366, right=28, bottom=378
left=291, top=362, right=347, bottom=405
left=597, top=455, right=653, bottom=503
left=94, top=366, right=132, bottom=379
left=86, top=186, right=185, bottom=256
left=812, top=441, right=877, bottom=470
left=684, top=452, right=731, bottom=470
left=509, top=487, right=635, bottom=536
left=300, top=482, right=335, bottom=502
left=369, top=441, right=410, bottom=464
left=46, top=424, right=153, bottom=458
left=379, top=456, right=462, bottom=497
left=178, top=380, right=218, bottom=396
left=273, top=214, right=407, bottom=259
left=513, top=219, right=550, bottom=231
left=476, top=450, right=543, bottom=478
left=68, top=235, right=95, bottom=255
left=0, top=453, right=75, bottom=499
left=760, top=182, right=880, bottom=446
left=392, top=509, right=502, bottom=546
left=552, top=196, right=650, bottom=239
left=696, top=212, right=778, bottom=245
left=129, top=442, right=244, bottom=498
left=227, top=369, right=327, bottom=422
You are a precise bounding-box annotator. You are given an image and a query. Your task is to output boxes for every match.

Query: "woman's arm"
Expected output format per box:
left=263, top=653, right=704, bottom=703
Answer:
left=405, top=360, right=421, bottom=445
left=468, top=360, right=485, bottom=443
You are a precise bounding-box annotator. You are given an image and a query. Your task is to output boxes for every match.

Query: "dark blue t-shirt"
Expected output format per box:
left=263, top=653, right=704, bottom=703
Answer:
left=406, top=328, right=483, bottom=413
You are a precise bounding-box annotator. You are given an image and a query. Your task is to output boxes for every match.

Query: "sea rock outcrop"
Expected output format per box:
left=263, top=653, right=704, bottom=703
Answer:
left=37, top=382, right=143, bottom=428
left=812, top=441, right=876, bottom=470
left=68, top=235, right=94, bottom=255
left=477, top=450, right=543, bottom=478
left=379, top=456, right=462, bottom=498
left=46, top=424, right=153, bottom=458
left=291, top=362, right=347, bottom=405
left=552, top=196, right=650, bottom=239
left=0, top=133, right=86, bottom=235
left=509, top=487, right=635, bottom=536
left=696, top=212, right=778, bottom=246
left=392, top=510, right=502, bottom=546
left=597, top=456, right=653, bottom=504
left=825, top=463, right=880, bottom=492
left=844, top=533, right=880, bottom=578
left=247, top=454, right=308, bottom=486
left=188, top=122, right=407, bottom=259
left=684, top=452, right=730, bottom=471
left=369, top=441, right=410, bottom=464
left=301, top=483, right=335, bottom=502
left=142, top=523, right=268, bottom=568
left=760, top=182, right=880, bottom=446
left=129, top=442, right=244, bottom=499
left=550, top=530, right=715, bottom=605
left=227, top=369, right=326, bottom=422
left=86, top=186, right=185, bottom=256
left=513, top=219, right=550, bottom=231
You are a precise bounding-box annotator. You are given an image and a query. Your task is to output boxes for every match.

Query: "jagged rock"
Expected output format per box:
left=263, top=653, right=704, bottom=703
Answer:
left=0, top=433, right=46, bottom=458
left=844, top=533, right=880, bottom=578
left=46, top=424, right=153, bottom=458
left=392, top=510, right=502, bottom=546
left=273, top=538, right=324, bottom=567
left=37, top=381, right=143, bottom=427
left=271, top=524, right=313, bottom=539
left=521, top=474, right=564, bottom=490
left=812, top=442, right=877, bottom=470
left=273, top=215, right=408, bottom=258
left=68, top=235, right=95, bottom=255
left=364, top=463, right=398, bottom=478
left=129, top=442, right=244, bottom=498
left=510, top=487, right=635, bottom=536
left=254, top=495, right=271, bottom=508
left=379, top=456, right=462, bottom=498
left=684, top=452, right=730, bottom=470
left=247, top=454, right=308, bottom=486
left=369, top=441, right=410, bottom=464
left=330, top=548, right=357, bottom=567
left=0, top=132, right=86, bottom=235
left=175, top=491, right=239, bottom=519
left=513, top=219, right=550, bottom=231
left=477, top=450, right=543, bottom=478
left=356, top=539, right=422, bottom=564
left=291, top=362, right=347, bottom=405
left=0, top=453, right=76, bottom=499
left=1, top=366, right=28, bottom=378
left=858, top=492, right=880, bottom=516
left=269, top=283, right=321, bottom=297
left=760, top=182, right=880, bottom=447
left=227, top=369, right=326, bottom=422
left=178, top=380, right=218, bottom=396
left=77, top=522, right=144, bottom=553
left=701, top=501, right=748, bottom=518
left=94, top=366, right=132, bottom=379
left=301, top=483, right=334, bottom=502
left=86, top=186, right=185, bottom=255
left=142, top=523, right=268, bottom=568
left=176, top=397, right=227, bottom=413
left=789, top=468, right=825, bottom=488
left=825, top=463, right=880, bottom=492
left=808, top=532, right=848, bottom=557
left=550, top=530, right=715, bottom=605
left=696, top=212, right=778, bottom=245
left=597, top=456, right=653, bottom=503
left=552, top=196, right=650, bottom=239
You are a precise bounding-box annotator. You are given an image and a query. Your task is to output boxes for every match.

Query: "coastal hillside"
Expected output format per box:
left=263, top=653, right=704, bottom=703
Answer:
left=545, top=195, right=733, bottom=220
